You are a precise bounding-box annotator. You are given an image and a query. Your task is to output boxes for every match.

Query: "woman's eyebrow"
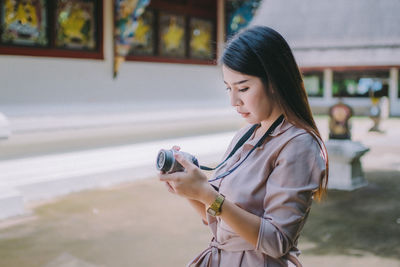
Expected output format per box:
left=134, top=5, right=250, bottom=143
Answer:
left=223, top=79, right=249, bottom=85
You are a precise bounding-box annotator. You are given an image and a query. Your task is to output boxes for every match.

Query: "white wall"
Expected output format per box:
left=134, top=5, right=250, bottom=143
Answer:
left=0, top=1, right=228, bottom=117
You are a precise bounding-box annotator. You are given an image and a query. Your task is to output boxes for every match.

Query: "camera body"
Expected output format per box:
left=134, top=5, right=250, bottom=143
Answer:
left=156, top=149, right=199, bottom=173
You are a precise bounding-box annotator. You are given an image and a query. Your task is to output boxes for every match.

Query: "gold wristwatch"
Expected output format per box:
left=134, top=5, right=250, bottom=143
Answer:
left=206, top=193, right=225, bottom=217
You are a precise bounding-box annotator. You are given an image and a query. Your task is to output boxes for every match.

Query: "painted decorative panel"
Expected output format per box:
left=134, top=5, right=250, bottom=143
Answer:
left=225, top=0, right=261, bottom=38
left=130, top=9, right=154, bottom=56
left=159, top=12, right=185, bottom=58
left=1, top=0, right=48, bottom=46
left=55, top=0, right=97, bottom=50
left=123, top=0, right=217, bottom=64
left=189, top=18, right=213, bottom=60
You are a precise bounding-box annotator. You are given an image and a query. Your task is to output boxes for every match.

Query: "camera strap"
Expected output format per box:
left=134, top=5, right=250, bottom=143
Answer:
left=199, top=123, right=259, bottom=171
left=202, top=114, right=284, bottom=183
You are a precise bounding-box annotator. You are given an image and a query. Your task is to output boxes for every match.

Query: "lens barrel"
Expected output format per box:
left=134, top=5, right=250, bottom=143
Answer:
left=156, top=149, right=174, bottom=172
left=156, top=149, right=199, bottom=173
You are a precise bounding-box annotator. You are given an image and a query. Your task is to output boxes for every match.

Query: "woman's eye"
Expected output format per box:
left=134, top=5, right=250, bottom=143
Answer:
left=225, top=87, right=231, bottom=91
left=239, top=87, right=249, bottom=92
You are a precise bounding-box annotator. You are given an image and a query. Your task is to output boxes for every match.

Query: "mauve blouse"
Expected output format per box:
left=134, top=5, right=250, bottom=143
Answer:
left=188, top=119, right=326, bottom=267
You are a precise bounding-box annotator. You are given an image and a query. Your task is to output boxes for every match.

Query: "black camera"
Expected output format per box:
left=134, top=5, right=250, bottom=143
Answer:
left=156, top=149, right=199, bottom=173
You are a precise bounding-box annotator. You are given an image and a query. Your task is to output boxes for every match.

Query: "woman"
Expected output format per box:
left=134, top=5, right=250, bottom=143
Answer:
left=159, top=26, right=328, bottom=267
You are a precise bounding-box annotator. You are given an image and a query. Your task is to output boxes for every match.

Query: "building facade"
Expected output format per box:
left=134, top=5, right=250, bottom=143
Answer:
left=0, top=0, right=228, bottom=120
left=1, top=0, right=399, bottom=125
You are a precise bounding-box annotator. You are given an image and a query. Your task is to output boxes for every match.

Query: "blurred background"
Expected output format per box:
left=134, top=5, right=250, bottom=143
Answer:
left=0, top=0, right=399, bottom=266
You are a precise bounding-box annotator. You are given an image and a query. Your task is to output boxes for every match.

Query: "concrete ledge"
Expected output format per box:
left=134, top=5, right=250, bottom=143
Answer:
left=8, top=107, right=238, bottom=134
left=0, top=108, right=242, bottom=160
left=0, top=131, right=235, bottom=220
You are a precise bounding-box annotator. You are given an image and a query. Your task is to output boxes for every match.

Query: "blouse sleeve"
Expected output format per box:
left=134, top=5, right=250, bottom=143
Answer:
left=255, top=133, right=326, bottom=258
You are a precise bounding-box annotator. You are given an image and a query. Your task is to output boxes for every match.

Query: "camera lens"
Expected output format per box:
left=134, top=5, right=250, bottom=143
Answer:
left=156, top=149, right=173, bottom=172
left=157, top=152, right=165, bottom=169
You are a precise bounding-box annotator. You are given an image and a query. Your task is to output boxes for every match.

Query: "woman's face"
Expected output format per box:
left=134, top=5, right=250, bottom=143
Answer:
left=222, top=65, right=278, bottom=125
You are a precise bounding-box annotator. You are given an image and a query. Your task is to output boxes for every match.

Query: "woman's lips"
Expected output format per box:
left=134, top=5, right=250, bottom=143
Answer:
left=238, top=111, right=250, bottom=118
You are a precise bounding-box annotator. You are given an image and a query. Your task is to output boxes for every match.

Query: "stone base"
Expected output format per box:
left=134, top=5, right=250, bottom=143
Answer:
left=326, top=139, right=370, bottom=191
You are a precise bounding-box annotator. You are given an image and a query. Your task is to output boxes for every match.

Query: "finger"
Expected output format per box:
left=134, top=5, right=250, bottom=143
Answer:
left=159, top=173, right=178, bottom=182
left=164, top=182, right=175, bottom=193
left=172, top=145, right=181, bottom=151
left=174, top=153, right=195, bottom=170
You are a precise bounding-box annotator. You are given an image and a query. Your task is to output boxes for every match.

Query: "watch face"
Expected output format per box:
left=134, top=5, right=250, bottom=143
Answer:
left=207, top=208, right=217, bottom=217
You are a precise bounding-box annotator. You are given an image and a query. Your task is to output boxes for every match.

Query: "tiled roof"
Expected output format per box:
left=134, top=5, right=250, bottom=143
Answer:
left=251, top=0, right=400, bottom=50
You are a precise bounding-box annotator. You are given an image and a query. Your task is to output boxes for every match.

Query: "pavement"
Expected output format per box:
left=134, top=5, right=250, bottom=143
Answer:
left=0, top=115, right=399, bottom=266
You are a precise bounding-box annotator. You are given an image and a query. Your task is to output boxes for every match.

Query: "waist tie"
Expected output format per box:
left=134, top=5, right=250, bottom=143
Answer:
left=187, top=237, right=255, bottom=267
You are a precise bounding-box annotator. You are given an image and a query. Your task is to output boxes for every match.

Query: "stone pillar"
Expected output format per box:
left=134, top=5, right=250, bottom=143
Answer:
left=323, top=68, right=333, bottom=102
left=389, top=68, right=398, bottom=117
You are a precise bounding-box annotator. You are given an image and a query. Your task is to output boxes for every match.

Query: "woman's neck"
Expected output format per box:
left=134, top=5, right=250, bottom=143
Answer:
left=256, top=113, right=283, bottom=138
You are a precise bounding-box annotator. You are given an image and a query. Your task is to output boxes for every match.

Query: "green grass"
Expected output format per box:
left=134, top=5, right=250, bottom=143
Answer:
left=300, top=170, right=400, bottom=259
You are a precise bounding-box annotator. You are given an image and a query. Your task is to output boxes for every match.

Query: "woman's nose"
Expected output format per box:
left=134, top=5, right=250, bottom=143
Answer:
left=230, top=91, right=242, bottom=107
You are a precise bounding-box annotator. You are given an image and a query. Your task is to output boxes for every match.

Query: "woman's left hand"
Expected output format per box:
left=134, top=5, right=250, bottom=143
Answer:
left=159, top=153, right=214, bottom=203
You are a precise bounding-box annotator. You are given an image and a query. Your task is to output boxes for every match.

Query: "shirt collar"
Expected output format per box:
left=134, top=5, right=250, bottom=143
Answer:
left=244, top=118, right=293, bottom=148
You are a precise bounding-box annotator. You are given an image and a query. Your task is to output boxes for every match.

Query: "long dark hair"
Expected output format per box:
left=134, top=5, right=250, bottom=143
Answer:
left=222, top=26, right=328, bottom=200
